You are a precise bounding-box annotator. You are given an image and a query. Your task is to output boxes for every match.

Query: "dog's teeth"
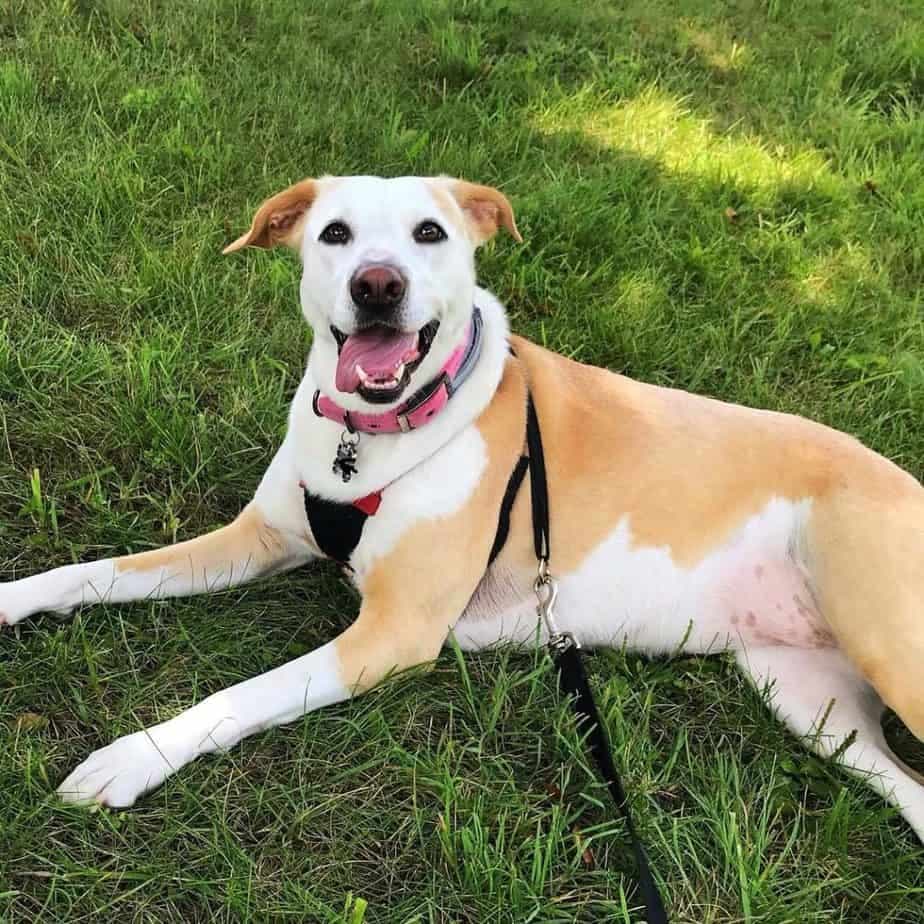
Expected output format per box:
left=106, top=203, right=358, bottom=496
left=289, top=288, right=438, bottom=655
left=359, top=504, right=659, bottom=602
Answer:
left=357, top=363, right=402, bottom=391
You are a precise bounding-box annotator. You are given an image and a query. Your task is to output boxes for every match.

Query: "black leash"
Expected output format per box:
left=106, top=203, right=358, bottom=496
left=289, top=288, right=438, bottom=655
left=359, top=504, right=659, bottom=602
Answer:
left=524, top=392, right=669, bottom=924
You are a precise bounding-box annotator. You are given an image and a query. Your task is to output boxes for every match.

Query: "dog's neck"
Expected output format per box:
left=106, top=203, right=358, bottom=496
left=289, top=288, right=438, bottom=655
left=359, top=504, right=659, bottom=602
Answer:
left=311, top=308, right=485, bottom=435
left=290, top=288, right=510, bottom=503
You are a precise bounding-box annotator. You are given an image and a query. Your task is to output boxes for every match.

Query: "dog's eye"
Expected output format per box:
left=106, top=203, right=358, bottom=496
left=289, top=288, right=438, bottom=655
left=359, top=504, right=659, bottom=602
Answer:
left=319, top=221, right=351, bottom=245
left=413, top=220, right=447, bottom=244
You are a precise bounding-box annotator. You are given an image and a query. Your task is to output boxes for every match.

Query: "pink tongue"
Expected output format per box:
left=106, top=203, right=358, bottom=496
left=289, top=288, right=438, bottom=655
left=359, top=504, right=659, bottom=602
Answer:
left=335, top=328, right=418, bottom=393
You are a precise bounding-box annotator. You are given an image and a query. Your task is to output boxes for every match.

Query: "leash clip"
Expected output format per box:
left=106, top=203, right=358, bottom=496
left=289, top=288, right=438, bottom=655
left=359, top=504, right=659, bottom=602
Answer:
left=534, top=559, right=578, bottom=652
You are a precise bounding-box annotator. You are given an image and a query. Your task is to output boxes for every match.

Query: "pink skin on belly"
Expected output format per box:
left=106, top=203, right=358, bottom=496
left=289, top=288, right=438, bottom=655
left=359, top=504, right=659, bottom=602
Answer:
left=716, top=557, right=835, bottom=648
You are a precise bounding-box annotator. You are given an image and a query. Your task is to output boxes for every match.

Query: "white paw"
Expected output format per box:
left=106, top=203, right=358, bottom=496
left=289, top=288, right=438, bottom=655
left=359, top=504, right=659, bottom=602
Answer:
left=0, top=580, right=36, bottom=627
left=3, top=562, right=122, bottom=627
left=57, top=730, right=181, bottom=807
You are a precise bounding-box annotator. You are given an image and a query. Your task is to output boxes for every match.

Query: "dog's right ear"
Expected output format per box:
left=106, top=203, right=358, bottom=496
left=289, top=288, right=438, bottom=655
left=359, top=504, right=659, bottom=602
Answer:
left=222, top=179, right=319, bottom=254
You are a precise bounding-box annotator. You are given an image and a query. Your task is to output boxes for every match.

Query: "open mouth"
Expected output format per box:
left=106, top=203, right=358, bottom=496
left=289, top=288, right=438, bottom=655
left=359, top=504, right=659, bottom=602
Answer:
left=331, top=320, right=440, bottom=404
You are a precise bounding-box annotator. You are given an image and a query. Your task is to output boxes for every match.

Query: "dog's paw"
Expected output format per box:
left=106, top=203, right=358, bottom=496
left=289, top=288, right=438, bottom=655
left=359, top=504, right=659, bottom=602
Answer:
left=1, top=572, right=82, bottom=628
left=0, top=581, right=34, bottom=628
left=57, top=731, right=179, bottom=807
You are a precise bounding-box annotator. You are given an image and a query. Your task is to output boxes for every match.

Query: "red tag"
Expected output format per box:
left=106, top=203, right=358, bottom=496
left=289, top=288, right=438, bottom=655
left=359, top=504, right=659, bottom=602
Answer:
left=352, top=491, right=382, bottom=516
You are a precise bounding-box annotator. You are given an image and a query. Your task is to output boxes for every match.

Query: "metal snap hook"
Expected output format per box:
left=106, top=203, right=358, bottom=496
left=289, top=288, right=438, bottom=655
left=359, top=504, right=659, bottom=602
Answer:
left=533, top=560, right=578, bottom=650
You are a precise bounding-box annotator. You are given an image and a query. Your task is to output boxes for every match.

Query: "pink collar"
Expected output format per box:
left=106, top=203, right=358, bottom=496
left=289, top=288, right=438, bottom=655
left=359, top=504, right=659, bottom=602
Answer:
left=312, top=309, right=483, bottom=435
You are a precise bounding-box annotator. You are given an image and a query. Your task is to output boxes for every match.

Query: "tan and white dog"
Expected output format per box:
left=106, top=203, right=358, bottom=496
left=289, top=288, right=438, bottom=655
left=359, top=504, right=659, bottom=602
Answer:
left=3, top=175, right=924, bottom=840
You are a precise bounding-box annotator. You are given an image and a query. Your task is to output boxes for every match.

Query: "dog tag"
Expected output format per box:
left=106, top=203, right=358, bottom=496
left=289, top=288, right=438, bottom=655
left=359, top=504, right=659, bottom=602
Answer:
left=332, top=431, right=360, bottom=482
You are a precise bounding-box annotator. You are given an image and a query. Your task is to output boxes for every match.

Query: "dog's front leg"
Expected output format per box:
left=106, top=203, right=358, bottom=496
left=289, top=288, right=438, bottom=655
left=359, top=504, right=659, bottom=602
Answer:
left=56, top=417, right=514, bottom=806
left=0, top=503, right=308, bottom=627
left=0, top=446, right=313, bottom=627
left=56, top=601, right=450, bottom=806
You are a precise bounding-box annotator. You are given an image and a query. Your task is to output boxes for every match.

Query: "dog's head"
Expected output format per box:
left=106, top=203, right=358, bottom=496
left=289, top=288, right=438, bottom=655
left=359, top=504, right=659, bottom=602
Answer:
left=224, top=175, right=520, bottom=409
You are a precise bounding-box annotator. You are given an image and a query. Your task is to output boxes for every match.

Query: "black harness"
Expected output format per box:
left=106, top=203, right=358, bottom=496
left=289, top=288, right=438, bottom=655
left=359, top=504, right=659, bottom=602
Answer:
left=302, top=385, right=533, bottom=569
left=303, top=375, right=669, bottom=922
left=302, top=492, right=371, bottom=566
left=302, top=442, right=528, bottom=568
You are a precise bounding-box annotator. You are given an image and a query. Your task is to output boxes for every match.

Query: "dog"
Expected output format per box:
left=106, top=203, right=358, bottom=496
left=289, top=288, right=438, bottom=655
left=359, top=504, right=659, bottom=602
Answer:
left=3, top=174, right=924, bottom=842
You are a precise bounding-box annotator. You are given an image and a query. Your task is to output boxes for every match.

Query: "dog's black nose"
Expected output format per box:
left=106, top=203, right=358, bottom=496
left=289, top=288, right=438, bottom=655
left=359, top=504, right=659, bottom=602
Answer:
left=349, top=264, right=407, bottom=313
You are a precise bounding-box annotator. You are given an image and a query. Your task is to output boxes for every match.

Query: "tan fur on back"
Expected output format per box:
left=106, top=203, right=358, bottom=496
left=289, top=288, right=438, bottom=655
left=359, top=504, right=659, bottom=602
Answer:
left=504, top=336, right=909, bottom=571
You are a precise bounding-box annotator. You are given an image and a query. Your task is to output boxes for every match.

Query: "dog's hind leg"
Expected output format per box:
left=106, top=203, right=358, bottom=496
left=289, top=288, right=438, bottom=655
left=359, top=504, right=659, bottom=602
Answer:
left=736, top=645, right=924, bottom=842
left=0, top=444, right=314, bottom=627
left=808, top=484, right=924, bottom=747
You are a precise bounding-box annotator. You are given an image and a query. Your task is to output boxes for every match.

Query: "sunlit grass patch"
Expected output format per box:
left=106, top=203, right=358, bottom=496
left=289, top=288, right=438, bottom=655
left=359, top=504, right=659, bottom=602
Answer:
left=676, top=22, right=752, bottom=76
left=795, top=244, right=883, bottom=310
left=533, top=85, right=841, bottom=204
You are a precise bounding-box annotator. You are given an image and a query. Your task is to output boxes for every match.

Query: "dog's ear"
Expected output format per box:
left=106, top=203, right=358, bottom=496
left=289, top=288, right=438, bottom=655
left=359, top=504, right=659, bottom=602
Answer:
left=222, top=178, right=319, bottom=254
left=445, top=179, right=522, bottom=245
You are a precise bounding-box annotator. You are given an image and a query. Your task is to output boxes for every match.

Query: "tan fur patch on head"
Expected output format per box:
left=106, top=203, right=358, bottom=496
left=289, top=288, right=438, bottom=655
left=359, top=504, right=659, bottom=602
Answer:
left=223, top=178, right=319, bottom=254
left=443, top=179, right=522, bottom=245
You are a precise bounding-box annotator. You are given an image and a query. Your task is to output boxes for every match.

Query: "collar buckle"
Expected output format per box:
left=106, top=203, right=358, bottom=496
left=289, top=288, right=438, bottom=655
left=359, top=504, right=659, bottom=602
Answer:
left=396, top=371, right=453, bottom=433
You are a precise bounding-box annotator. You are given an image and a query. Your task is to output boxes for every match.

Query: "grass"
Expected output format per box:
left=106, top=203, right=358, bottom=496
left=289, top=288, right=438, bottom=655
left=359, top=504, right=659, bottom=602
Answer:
left=1, top=0, right=923, bottom=919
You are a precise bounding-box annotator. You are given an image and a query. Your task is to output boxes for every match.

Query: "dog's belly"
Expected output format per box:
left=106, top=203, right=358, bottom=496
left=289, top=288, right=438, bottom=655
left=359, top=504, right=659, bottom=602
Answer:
left=454, top=497, right=835, bottom=655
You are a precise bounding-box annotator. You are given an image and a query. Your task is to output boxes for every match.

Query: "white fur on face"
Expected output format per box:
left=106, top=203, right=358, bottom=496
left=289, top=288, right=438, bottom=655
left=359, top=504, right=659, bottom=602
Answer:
left=299, top=176, right=479, bottom=410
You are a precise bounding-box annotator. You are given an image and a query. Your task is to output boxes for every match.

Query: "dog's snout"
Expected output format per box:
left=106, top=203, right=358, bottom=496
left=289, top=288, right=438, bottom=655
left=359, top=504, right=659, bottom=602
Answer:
left=349, top=264, right=407, bottom=313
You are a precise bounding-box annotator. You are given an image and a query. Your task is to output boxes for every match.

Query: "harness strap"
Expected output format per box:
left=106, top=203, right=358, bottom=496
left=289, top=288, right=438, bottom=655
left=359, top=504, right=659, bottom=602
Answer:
left=488, top=455, right=529, bottom=566
left=523, top=390, right=669, bottom=924
left=525, top=393, right=550, bottom=563
left=303, top=386, right=532, bottom=567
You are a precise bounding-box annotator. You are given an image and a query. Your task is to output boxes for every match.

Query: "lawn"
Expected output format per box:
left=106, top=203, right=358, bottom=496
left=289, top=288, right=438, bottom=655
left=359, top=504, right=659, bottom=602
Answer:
left=2, top=0, right=924, bottom=920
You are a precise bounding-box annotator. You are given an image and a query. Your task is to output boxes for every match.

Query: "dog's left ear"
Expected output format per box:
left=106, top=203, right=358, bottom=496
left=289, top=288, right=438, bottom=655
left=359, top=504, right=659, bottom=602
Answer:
left=222, top=178, right=319, bottom=254
left=445, top=179, right=523, bottom=245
